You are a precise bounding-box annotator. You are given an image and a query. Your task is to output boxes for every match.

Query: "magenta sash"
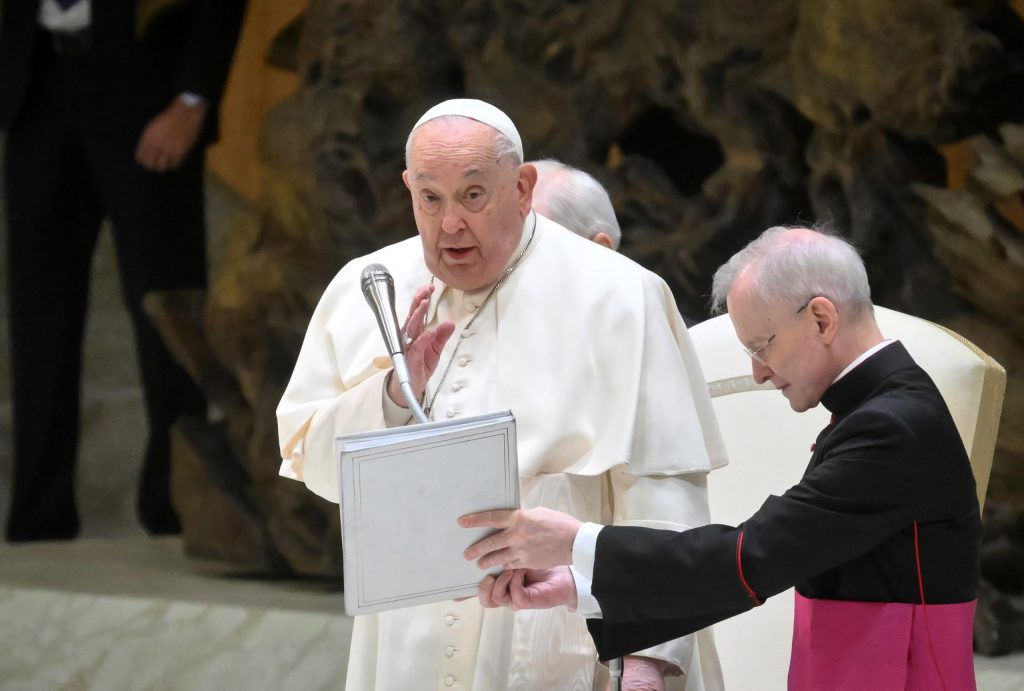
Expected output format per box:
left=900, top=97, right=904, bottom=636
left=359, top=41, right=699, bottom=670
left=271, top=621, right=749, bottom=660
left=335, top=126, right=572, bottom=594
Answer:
left=789, top=592, right=976, bottom=690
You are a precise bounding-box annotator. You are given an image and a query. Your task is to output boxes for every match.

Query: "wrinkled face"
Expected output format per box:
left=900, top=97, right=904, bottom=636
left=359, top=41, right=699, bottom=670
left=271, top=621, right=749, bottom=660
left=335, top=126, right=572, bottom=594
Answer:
left=403, top=119, right=534, bottom=291
left=727, top=279, right=834, bottom=413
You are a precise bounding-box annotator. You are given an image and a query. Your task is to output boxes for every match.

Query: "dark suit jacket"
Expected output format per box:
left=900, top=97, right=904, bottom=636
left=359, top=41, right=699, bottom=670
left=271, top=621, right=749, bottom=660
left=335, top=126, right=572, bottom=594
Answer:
left=586, top=342, right=982, bottom=660
left=0, top=0, right=246, bottom=142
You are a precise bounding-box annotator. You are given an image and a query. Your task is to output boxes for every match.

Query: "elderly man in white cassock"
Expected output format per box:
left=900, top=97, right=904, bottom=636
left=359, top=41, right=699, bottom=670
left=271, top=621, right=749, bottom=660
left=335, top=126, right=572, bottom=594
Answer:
left=276, top=98, right=727, bottom=691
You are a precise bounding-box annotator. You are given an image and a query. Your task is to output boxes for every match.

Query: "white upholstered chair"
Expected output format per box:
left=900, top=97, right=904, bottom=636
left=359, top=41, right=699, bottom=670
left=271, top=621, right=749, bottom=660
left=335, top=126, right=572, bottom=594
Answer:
left=689, top=305, right=1006, bottom=690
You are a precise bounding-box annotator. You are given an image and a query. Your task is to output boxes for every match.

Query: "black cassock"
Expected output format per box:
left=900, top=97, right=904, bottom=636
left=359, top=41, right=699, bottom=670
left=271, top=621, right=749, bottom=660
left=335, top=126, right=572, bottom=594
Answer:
left=587, top=342, right=982, bottom=660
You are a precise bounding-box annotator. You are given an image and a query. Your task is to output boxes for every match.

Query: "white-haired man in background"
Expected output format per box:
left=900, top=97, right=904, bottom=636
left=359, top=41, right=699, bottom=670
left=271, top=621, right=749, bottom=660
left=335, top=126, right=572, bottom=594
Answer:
left=531, top=158, right=621, bottom=250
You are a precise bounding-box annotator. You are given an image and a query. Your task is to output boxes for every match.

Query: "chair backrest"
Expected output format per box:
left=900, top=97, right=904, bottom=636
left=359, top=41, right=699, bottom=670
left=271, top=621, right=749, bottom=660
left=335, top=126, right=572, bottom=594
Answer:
left=689, top=305, right=1006, bottom=691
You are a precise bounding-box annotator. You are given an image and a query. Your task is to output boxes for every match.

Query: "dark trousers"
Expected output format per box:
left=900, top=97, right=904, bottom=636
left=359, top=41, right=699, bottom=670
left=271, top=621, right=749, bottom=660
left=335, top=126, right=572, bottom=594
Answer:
left=4, top=37, right=207, bottom=541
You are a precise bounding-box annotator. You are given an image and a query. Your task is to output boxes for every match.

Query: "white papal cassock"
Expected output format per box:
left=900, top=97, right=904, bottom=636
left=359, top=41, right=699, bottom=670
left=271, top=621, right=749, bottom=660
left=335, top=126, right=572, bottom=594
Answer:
left=277, top=212, right=728, bottom=691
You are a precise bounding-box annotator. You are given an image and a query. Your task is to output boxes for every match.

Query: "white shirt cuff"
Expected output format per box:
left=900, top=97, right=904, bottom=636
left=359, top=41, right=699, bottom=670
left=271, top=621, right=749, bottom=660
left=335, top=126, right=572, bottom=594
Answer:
left=570, top=522, right=604, bottom=617
left=569, top=565, right=603, bottom=618
left=572, top=521, right=603, bottom=580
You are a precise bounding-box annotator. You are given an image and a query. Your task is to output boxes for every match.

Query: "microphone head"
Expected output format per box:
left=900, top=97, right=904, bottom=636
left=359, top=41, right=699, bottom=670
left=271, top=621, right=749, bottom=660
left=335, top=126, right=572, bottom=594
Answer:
left=360, top=263, right=394, bottom=299
left=360, top=263, right=404, bottom=357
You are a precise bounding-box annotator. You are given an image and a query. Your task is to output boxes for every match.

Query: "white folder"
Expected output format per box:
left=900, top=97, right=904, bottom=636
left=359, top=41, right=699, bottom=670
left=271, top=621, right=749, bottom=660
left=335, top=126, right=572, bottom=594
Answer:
left=337, top=410, right=519, bottom=615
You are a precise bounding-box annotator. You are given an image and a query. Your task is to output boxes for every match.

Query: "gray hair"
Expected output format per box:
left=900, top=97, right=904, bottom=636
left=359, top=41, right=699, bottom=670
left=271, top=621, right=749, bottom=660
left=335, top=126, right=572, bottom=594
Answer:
left=710, top=226, right=873, bottom=317
left=530, top=159, right=621, bottom=249
left=405, top=115, right=522, bottom=169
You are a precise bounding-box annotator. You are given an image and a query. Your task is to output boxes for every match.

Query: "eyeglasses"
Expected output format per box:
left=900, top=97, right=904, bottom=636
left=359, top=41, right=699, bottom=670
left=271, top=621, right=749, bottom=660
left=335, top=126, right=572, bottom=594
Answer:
left=742, top=297, right=816, bottom=365
left=743, top=334, right=776, bottom=364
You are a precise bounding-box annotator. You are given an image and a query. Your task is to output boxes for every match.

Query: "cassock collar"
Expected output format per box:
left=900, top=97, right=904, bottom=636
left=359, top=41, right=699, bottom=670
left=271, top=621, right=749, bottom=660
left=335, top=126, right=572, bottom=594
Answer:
left=424, top=212, right=538, bottom=324
left=820, top=340, right=917, bottom=418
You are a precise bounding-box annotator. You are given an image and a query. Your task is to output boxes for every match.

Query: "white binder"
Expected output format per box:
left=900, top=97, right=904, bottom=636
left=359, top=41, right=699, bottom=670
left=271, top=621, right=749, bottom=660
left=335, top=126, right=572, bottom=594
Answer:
left=337, top=410, right=519, bottom=615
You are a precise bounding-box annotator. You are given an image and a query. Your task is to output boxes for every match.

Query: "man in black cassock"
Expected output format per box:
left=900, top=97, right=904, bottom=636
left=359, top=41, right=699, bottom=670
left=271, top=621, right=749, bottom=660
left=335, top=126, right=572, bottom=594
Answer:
left=460, top=226, right=982, bottom=689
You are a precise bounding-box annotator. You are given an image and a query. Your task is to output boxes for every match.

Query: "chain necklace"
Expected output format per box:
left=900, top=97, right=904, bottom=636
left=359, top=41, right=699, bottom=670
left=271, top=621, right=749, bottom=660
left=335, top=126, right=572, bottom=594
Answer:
left=423, top=220, right=536, bottom=418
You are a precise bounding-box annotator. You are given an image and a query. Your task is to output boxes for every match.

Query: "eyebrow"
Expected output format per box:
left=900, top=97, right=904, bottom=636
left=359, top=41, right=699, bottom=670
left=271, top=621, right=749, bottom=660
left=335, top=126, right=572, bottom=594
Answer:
left=414, top=166, right=489, bottom=183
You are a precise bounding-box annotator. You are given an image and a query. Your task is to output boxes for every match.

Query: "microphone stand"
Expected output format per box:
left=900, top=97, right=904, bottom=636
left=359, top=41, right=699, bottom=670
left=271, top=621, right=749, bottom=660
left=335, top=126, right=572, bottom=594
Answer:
left=391, top=352, right=429, bottom=424
left=609, top=656, right=623, bottom=691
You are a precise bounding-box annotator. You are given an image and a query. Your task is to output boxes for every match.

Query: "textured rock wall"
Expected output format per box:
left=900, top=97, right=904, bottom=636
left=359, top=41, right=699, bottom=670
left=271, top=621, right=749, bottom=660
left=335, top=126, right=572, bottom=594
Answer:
left=288, top=0, right=1024, bottom=494
left=166, top=1, right=1024, bottom=600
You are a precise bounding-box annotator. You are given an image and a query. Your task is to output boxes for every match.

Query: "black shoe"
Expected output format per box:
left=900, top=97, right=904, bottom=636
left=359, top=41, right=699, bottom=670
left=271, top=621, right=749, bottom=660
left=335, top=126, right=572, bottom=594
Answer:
left=5, top=518, right=79, bottom=542
left=138, top=506, right=182, bottom=536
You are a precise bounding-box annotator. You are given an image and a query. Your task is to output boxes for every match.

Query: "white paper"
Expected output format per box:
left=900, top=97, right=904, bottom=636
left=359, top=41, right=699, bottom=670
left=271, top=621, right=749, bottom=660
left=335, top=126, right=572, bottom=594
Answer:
left=337, top=410, right=518, bottom=615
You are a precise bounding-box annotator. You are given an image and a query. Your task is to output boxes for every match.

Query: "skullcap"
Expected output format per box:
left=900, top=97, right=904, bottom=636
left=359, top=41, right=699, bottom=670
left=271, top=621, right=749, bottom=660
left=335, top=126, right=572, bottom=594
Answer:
left=411, top=98, right=523, bottom=160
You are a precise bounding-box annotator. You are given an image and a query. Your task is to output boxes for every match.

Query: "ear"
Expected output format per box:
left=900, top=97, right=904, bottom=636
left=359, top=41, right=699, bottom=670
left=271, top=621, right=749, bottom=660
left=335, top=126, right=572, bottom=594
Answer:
left=592, top=232, right=615, bottom=250
left=402, top=169, right=412, bottom=192
left=808, top=296, right=840, bottom=345
left=517, top=163, right=538, bottom=216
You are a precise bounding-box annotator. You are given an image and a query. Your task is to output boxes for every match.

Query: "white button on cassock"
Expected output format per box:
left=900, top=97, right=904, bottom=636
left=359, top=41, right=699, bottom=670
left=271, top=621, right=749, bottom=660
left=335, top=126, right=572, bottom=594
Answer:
left=446, top=409, right=457, bottom=418
left=458, top=357, right=468, bottom=367
left=444, top=615, right=456, bottom=626
left=445, top=645, right=456, bottom=657
left=445, top=675, right=455, bottom=687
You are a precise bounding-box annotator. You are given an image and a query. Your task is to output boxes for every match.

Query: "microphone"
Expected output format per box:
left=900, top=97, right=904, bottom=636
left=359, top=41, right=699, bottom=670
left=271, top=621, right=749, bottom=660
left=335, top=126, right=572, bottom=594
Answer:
left=360, top=263, right=429, bottom=423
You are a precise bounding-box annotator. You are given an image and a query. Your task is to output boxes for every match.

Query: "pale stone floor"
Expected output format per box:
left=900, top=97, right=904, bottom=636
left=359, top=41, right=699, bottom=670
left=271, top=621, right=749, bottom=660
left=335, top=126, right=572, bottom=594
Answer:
left=0, top=538, right=353, bottom=691
left=0, top=537, right=1020, bottom=690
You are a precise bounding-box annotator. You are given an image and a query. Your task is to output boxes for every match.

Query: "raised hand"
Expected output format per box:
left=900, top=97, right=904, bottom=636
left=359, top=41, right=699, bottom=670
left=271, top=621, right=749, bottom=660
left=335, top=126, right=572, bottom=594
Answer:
left=386, top=283, right=455, bottom=406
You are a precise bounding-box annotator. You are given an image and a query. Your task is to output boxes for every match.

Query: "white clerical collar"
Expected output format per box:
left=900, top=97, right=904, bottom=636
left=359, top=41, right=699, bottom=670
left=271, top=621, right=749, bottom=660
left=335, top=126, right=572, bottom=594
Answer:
left=833, top=339, right=897, bottom=384
left=39, top=0, right=91, bottom=31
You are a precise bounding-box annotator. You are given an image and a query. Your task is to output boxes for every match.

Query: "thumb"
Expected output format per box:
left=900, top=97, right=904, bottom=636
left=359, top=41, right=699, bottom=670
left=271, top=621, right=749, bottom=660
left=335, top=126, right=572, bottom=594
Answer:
left=509, top=569, right=529, bottom=608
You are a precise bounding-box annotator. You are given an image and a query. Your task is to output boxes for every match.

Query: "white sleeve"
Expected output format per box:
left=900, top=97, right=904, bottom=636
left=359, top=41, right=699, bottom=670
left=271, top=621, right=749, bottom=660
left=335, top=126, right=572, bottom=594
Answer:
left=276, top=275, right=393, bottom=503
left=277, top=367, right=390, bottom=503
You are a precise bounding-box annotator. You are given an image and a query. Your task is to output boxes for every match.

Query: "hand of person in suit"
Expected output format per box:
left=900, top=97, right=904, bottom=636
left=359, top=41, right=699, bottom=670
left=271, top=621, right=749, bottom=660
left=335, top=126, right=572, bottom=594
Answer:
left=135, top=96, right=208, bottom=173
left=477, top=568, right=669, bottom=690
left=460, top=507, right=582, bottom=570
left=386, top=283, right=455, bottom=407
left=477, top=566, right=576, bottom=610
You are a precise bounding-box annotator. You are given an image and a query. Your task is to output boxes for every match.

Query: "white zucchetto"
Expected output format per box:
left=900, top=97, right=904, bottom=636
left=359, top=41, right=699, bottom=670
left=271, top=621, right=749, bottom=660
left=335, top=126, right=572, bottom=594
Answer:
left=411, top=98, right=523, bottom=161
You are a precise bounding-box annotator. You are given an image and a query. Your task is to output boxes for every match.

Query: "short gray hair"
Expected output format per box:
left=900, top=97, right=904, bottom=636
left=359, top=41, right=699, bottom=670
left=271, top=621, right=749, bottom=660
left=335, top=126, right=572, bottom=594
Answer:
left=710, top=226, right=873, bottom=317
left=405, top=115, right=522, bottom=169
left=531, top=159, right=621, bottom=249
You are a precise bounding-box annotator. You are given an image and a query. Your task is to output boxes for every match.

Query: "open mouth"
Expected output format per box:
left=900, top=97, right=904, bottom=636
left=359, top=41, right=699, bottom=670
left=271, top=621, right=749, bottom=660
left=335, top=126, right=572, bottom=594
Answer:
left=444, top=247, right=474, bottom=258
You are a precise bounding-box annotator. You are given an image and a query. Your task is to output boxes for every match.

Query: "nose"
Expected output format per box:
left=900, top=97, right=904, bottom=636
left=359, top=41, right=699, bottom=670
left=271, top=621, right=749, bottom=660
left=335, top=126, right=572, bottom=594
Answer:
left=440, top=204, right=466, bottom=234
left=751, top=358, right=773, bottom=384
